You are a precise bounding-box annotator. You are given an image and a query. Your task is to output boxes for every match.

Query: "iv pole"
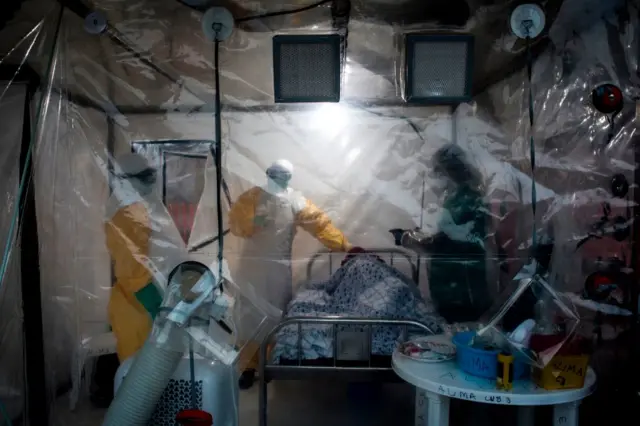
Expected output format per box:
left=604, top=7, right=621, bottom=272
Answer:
left=416, top=172, right=426, bottom=281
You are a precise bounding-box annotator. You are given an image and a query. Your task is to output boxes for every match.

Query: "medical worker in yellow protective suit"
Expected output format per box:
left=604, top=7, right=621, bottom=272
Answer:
left=229, top=159, right=352, bottom=388
left=105, top=153, right=165, bottom=361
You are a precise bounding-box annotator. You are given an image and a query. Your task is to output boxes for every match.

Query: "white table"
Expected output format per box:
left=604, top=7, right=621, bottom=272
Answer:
left=392, top=351, right=596, bottom=426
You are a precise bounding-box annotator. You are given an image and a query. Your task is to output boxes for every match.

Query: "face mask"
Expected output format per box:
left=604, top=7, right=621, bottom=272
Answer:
left=266, top=177, right=288, bottom=195
left=265, top=169, right=291, bottom=194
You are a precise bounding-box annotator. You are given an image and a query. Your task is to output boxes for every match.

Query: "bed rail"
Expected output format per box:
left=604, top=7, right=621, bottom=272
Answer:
left=258, top=317, right=434, bottom=426
left=305, top=247, right=419, bottom=283
left=258, top=250, right=425, bottom=426
left=259, top=316, right=434, bottom=379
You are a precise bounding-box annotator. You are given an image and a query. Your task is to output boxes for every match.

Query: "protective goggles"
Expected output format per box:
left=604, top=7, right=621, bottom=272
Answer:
left=266, top=167, right=292, bottom=183
left=117, top=167, right=157, bottom=185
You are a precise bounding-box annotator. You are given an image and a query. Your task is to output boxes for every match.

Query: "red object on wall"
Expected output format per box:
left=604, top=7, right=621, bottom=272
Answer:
left=591, top=83, right=623, bottom=115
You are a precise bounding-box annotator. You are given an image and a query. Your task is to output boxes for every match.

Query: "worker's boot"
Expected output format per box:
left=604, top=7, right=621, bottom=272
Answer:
left=90, top=354, right=120, bottom=408
left=238, top=369, right=256, bottom=390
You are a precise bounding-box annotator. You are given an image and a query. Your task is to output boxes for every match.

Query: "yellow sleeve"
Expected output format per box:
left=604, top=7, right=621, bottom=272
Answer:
left=105, top=202, right=152, bottom=298
left=296, top=199, right=352, bottom=252
left=228, top=187, right=261, bottom=238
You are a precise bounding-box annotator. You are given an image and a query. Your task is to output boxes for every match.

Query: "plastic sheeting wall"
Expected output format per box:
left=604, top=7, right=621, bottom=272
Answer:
left=0, top=0, right=636, bottom=423
left=0, top=6, right=69, bottom=422
left=116, top=107, right=455, bottom=286
left=470, top=3, right=638, bottom=293
left=36, top=4, right=461, bottom=372
left=35, top=95, right=111, bottom=383
left=0, top=83, right=27, bottom=420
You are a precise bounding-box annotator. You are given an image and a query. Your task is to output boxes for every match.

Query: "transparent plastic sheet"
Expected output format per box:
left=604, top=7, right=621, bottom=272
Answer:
left=0, top=0, right=636, bottom=424
left=474, top=274, right=581, bottom=368
left=468, top=0, right=638, bottom=344
left=0, top=5, right=68, bottom=425
left=146, top=258, right=281, bottom=365
left=0, top=80, right=28, bottom=422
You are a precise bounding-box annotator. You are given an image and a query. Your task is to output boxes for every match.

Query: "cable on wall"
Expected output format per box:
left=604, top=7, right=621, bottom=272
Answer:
left=236, top=0, right=332, bottom=23
left=510, top=3, right=546, bottom=258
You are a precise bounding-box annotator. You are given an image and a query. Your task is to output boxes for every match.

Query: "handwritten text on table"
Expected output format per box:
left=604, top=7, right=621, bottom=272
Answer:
left=437, top=385, right=512, bottom=404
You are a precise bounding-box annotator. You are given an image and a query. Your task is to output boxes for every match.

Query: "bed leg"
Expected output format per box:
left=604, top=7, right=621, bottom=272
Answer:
left=259, top=375, right=268, bottom=426
left=259, top=338, right=269, bottom=426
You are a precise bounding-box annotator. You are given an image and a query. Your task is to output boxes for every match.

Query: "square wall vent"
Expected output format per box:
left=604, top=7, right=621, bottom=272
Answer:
left=273, top=34, right=341, bottom=103
left=405, top=34, right=474, bottom=104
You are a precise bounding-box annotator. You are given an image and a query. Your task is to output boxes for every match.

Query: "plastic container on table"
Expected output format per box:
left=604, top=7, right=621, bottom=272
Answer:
left=452, top=331, right=529, bottom=379
left=530, top=334, right=590, bottom=390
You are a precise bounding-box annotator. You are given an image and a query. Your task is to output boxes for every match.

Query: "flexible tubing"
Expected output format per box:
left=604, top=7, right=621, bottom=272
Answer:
left=101, top=341, right=182, bottom=426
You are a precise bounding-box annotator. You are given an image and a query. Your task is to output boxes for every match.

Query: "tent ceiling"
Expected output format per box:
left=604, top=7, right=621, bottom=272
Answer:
left=0, top=0, right=605, bottom=110
left=220, top=0, right=565, bottom=94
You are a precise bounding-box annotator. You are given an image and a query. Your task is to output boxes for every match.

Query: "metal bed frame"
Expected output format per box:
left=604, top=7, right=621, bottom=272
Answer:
left=258, top=248, right=434, bottom=426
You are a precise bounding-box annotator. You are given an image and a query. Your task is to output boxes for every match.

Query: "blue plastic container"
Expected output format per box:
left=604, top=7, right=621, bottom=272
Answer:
left=452, top=331, right=529, bottom=379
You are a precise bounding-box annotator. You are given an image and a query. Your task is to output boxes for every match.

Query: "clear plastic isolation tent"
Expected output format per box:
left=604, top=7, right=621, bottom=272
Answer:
left=0, top=0, right=639, bottom=425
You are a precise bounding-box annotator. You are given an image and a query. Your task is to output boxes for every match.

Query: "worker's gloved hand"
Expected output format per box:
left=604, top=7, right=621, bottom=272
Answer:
left=135, top=283, right=163, bottom=320
left=389, top=229, right=406, bottom=246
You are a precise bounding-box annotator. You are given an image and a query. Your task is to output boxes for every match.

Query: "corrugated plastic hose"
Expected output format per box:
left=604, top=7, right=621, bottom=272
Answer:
left=101, top=341, right=182, bottom=426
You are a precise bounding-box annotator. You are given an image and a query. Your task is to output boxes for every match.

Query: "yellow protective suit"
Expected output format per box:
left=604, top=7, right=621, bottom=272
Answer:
left=229, top=187, right=351, bottom=250
left=105, top=201, right=155, bottom=361
left=229, top=186, right=351, bottom=370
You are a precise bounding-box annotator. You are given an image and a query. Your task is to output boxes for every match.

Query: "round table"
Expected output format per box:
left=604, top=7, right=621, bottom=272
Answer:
left=392, top=351, right=596, bottom=426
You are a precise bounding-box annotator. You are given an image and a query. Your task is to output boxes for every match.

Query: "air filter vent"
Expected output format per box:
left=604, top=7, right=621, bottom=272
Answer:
left=405, top=34, right=474, bottom=104
left=273, top=34, right=341, bottom=103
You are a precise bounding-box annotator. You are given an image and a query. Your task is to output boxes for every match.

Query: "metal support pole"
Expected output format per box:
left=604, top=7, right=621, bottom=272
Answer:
left=19, top=73, right=48, bottom=426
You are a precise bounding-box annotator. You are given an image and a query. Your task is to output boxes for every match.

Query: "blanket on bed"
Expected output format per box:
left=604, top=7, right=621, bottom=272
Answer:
left=270, top=255, right=445, bottom=362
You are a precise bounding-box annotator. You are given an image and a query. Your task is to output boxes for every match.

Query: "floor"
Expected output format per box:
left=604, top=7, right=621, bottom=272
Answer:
left=47, top=379, right=620, bottom=426
left=51, top=380, right=417, bottom=426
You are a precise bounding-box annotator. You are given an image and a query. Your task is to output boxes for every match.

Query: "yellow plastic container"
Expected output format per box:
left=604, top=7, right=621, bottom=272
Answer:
left=496, top=352, right=514, bottom=391
left=532, top=355, right=590, bottom=390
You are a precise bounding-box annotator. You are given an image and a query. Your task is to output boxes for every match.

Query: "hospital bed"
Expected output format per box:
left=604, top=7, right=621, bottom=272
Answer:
left=258, top=248, right=435, bottom=426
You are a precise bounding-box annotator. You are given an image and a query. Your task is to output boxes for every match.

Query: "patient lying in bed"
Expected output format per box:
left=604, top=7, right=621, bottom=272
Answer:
left=270, top=254, right=445, bottom=362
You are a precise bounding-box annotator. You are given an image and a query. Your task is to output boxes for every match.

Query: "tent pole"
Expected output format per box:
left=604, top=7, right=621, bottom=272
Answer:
left=632, top=109, right=640, bottom=402
left=19, top=73, right=48, bottom=425
left=631, top=7, right=640, bottom=404
left=18, top=7, right=63, bottom=424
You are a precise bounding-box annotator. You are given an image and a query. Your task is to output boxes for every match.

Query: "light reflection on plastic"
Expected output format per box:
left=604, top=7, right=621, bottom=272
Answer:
left=344, top=64, right=352, bottom=85
left=339, top=134, right=349, bottom=148
left=311, top=103, right=348, bottom=138
left=346, top=147, right=361, bottom=165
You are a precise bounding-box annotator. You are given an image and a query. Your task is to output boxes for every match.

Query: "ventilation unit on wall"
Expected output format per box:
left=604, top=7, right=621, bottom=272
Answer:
left=405, top=34, right=474, bottom=104
left=272, top=34, right=341, bottom=103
